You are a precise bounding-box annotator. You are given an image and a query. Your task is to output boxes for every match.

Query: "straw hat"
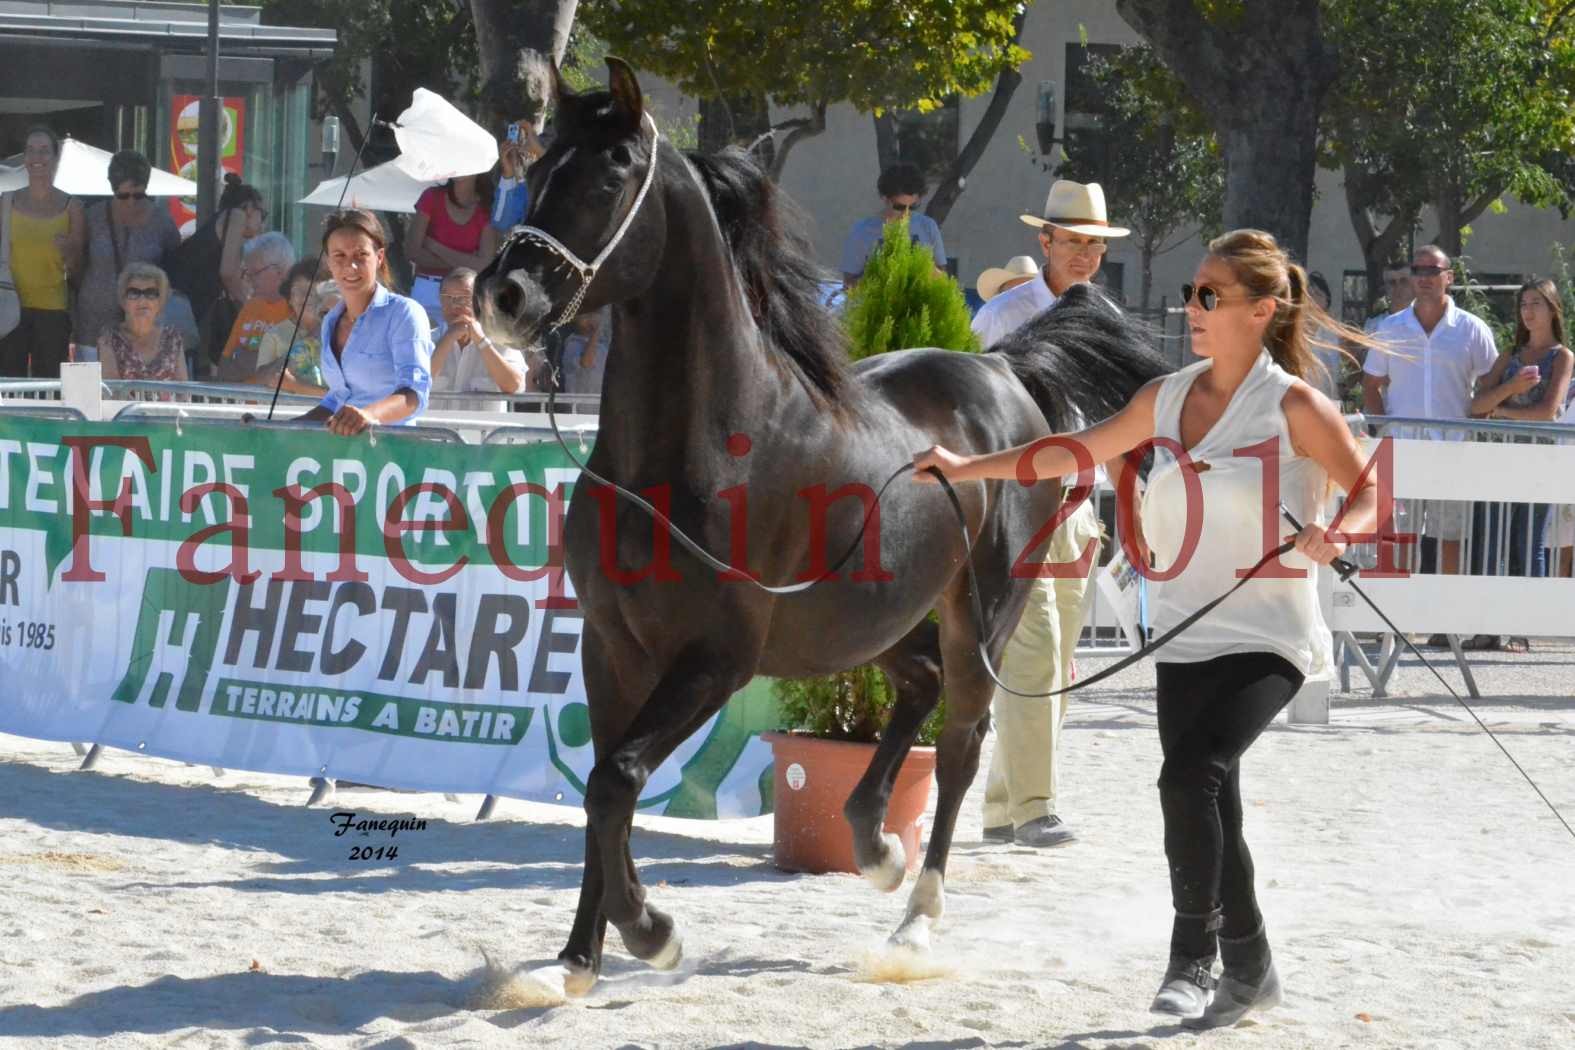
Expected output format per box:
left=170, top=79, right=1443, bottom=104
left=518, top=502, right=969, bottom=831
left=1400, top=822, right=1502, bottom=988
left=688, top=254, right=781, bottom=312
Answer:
left=1020, top=180, right=1130, bottom=238
left=976, top=256, right=1041, bottom=301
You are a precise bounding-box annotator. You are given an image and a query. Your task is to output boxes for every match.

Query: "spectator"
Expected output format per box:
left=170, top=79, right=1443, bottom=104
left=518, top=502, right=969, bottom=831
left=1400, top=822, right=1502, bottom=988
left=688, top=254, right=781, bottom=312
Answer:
left=559, top=306, right=611, bottom=395
left=215, top=233, right=296, bottom=380
left=839, top=163, right=945, bottom=288
left=299, top=209, right=431, bottom=435
left=429, top=267, right=529, bottom=412
left=74, top=150, right=179, bottom=362
left=1363, top=245, right=1498, bottom=580
left=0, top=126, right=83, bottom=378
left=971, top=179, right=1128, bottom=348
left=251, top=260, right=330, bottom=396
left=1365, top=266, right=1415, bottom=333
left=407, top=174, right=500, bottom=324
left=491, top=121, right=545, bottom=232
left=164, top=173, right=268, bottom=371
left=970, top=179, right=1130, bottom=850
left=97, top=262, right=187, bottom=385
left=975, top=256, right=1040, bottom=303
left=1305, top=271, right=1346, bottom=403
left=1465, top=278, right=1574, bottom=649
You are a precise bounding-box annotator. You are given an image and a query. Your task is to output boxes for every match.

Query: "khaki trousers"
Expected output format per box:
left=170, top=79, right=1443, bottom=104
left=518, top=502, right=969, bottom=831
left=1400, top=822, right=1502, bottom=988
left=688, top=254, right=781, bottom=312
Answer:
left=982, top=500, right=1102, bottom=829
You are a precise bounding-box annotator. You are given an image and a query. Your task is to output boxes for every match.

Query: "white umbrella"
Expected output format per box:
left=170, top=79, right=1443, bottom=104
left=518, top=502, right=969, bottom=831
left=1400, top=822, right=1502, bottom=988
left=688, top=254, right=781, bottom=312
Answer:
left=298, top=158, right=437, bottom=213
left=387, top=88, right=499, bottom=183
left=50, top=138, right=197, bottom=197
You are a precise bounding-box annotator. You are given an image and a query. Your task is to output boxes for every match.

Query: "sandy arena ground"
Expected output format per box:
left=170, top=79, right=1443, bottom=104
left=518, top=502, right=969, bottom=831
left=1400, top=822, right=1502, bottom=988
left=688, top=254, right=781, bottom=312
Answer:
left=2, top=641, right=1573, bottom=1049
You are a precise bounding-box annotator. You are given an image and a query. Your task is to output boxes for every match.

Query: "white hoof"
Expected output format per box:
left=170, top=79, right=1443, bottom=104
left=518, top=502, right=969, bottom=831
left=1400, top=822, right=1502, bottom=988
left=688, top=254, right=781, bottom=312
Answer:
left=859, top=831, right=907, bottom=894
left=887, top=913, right=932, bottom=953
left=469, top=960, right=588, bottom=1009
left=647, top=932, right=684, bottom=971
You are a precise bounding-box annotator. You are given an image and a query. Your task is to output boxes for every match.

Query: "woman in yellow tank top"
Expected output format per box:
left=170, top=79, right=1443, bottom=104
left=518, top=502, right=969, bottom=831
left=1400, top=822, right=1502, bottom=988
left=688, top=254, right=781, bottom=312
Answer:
left=1, top=126, right=84, bottom=378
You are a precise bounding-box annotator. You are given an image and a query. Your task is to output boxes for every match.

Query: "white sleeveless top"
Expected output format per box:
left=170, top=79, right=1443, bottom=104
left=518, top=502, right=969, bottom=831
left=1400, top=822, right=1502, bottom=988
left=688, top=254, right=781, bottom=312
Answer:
left=1140, top=350, right=1333, bottom=676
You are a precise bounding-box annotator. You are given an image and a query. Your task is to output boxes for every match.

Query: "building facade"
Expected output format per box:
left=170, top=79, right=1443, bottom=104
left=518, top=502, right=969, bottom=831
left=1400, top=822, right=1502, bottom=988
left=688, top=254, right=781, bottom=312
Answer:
left=0, top=0, right=340, bottom=253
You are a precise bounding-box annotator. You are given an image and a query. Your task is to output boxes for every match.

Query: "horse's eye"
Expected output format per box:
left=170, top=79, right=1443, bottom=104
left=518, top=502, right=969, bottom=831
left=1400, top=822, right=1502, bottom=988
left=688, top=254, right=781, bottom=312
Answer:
left=610, top=144, right=633, bottom=166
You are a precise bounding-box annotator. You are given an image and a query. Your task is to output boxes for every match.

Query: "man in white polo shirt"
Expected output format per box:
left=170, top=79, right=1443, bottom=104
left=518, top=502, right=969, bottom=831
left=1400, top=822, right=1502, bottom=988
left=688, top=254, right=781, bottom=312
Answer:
left=1363, top=244, right=1498, bottom=576
left=970, top=180, right=1128, bottom=849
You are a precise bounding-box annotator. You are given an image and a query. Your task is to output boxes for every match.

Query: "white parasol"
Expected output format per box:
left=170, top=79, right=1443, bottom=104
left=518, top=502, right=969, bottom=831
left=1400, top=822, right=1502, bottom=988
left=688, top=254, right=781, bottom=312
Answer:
left=49, top=138, right=197, bottom=196
left=298, top=158, right=436, bottom=213
left=297, top=88, right=499, bottom=212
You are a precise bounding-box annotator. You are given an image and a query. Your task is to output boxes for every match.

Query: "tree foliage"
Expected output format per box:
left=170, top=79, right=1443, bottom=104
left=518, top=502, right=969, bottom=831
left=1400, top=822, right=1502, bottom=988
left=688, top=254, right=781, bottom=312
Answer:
left=578, top=0, right=1028, bottom=177
left=844, top=219, right=979, bottom=360
left=1053, top=45, right=1223, bottom=312
left=1323, top=0, right=1575, bottom=296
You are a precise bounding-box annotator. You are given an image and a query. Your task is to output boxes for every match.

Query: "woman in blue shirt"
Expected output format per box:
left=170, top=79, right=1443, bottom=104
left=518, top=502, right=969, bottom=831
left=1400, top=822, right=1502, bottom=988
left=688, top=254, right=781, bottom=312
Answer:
left=300, top=209, right=432, bottom=435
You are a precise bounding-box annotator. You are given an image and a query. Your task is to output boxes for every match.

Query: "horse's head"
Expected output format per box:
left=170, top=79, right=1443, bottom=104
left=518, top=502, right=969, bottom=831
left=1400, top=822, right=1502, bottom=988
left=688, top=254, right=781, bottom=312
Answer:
left=477, top=57, right=663, bottom=349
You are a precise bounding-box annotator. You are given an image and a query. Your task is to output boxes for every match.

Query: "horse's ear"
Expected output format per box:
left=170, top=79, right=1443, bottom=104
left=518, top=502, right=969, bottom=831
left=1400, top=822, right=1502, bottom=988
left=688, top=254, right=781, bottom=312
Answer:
left=548, top=59, right=574, bottom=105
left=605, top=56, right=643, bottom=130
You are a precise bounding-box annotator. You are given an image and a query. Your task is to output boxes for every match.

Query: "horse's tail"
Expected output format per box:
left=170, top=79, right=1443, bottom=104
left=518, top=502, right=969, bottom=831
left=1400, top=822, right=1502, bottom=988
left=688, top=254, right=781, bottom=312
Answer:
left=986, top=283, right=1173, bottom=433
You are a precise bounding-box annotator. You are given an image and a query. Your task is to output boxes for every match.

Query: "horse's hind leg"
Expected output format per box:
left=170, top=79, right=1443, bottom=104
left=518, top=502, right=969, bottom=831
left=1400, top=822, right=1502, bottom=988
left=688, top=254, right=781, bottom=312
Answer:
left=843, top=619, right=943, bottom=893
left=585, top=645, right=751, bottom=971
left=888, top=568, right=1024, bottom=951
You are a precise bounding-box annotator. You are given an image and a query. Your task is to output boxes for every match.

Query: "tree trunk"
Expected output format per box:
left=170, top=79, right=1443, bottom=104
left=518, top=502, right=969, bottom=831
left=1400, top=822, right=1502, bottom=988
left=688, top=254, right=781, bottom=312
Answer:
left=1434, top=182, right=1464, bottom=259
left=874, top=112, right=899, bottom=171
left=700, top=92, right=771, bottom=159
left=1140, top=235, right=1156, bottom=314
left=922, top=10, right=1026, bottom=228
left=1115, top=0, right=1337, bottom=262
left=1343, top=164, right=1417, bottom=313
left=469, top=0, right=579, bottom=135
left=768, top=102, right=826, bottom=181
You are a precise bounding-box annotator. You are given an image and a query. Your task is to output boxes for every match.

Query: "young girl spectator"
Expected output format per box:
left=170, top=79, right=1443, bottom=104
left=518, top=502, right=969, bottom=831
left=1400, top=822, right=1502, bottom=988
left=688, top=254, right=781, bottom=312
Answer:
left=406, top=174, right=499, bottom=324
left=253, top=260, right=330, bottom=395
left=0, top=126, right=83, bottom=377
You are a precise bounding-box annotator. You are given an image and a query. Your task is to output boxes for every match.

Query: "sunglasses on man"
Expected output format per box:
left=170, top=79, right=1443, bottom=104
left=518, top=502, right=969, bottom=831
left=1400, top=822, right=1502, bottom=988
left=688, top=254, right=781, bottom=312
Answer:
left=114, top=190, right=149, bottom=201
left=123, top=286, right=161, bottom=301
left=1409, top=264, right=1450, bottom=277
left=1181, top=282, right=1254, bottom=311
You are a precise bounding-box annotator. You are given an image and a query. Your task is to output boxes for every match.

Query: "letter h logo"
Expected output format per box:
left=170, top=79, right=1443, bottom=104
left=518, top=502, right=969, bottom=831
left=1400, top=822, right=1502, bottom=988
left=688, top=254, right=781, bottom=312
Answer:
left=112, top=568, right=231, bottom=711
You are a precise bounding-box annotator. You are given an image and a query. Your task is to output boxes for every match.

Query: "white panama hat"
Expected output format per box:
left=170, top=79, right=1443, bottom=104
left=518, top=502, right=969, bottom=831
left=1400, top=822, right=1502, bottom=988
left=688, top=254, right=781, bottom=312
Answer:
left=976, top=256, right=1041, bottom=301
left=1019, top=179, right=1130, bottom=238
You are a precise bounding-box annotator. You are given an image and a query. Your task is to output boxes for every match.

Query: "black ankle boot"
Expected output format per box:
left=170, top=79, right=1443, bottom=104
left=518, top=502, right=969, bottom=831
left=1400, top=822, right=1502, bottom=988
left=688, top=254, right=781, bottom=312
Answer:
left=1188, top=925, right=1281, bottom=1029
left=1151, top=909, right=1220, bottom=1019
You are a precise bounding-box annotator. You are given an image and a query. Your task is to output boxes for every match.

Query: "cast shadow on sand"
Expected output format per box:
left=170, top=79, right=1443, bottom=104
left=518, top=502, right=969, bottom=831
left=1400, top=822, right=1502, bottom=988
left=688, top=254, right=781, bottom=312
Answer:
left=0, top=757, right=782, bottom=894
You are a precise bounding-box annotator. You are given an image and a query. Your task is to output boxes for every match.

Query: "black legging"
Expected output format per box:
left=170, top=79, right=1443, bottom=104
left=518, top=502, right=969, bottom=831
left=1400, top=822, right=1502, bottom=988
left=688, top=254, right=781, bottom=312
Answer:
left=1156, top=652, right=1304, bottom=957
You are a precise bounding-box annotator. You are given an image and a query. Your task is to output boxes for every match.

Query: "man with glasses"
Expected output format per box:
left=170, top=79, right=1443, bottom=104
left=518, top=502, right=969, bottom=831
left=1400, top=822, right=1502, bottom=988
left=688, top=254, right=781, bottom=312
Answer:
left=216, top=232, right=297, bottom=372
left=839, top=162, right=946, bottom=289
left=1363, top=245, right=1498, bottom=577
left=968, top=179, right=1130, bottom=849
left=429, top=267, right=531, bottom=413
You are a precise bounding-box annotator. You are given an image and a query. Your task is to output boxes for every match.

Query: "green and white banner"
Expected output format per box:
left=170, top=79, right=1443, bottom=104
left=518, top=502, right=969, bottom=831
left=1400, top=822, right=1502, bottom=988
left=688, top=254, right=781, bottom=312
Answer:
left=0, top=416, right=776, bottom=818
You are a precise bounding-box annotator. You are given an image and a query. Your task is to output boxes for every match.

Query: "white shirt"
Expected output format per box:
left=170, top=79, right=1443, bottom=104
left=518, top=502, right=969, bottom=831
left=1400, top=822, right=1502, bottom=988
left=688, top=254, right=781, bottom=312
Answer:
left=430, top=322, right=529, bottom=413
left=1142, top=351, right=1332, bottom=677
left=970, top=274, right=1057, bottom=349
left=1364, top=296, right=1497, bottom=426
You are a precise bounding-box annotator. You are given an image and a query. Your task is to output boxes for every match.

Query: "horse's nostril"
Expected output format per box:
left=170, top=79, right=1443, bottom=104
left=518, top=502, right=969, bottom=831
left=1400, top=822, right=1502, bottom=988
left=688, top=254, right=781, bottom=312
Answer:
left=493, top=280, right=524, bottom=320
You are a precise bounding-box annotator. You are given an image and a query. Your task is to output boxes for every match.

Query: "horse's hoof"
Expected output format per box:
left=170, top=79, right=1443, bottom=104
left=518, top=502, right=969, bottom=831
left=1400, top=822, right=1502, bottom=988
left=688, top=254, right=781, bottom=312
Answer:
left=859, top=832, right=906, bottom=894
left=647, top=931, right=683, bottom=971
left=561, top=962, right=599, bottom=998
left=887, top=914, right=932, bottom=953
left=620, top=905, right=683, bottom=969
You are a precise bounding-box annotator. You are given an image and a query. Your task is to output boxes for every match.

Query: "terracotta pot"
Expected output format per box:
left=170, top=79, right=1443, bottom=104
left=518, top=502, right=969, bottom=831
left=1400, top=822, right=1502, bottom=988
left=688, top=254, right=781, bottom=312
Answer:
left=762, top=732, right=936, bottom=876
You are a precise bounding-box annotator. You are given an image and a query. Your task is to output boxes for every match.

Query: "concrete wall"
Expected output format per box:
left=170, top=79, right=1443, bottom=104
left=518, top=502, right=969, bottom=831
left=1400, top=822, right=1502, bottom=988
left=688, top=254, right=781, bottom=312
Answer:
left=638, top=0, right=1575, bottom=324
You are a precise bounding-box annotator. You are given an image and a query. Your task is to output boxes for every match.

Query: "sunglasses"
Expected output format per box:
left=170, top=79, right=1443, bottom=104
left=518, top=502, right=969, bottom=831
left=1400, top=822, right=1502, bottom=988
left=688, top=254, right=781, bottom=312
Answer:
left=1181, top=283, right=1256, bottom=311
left=123, top=286, right=160, bottom=301
left=114, top=190, right=149, bottom=201
left=1410, top=264, right=1450, bottom=277
left=439, top=293, right=473, bottom=305
left=889, top=203, right=915, bottom=214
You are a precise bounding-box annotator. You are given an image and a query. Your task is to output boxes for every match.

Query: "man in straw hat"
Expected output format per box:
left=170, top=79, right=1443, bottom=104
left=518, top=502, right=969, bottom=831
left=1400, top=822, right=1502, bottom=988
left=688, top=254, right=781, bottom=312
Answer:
left=971, top=180, right=1129, bottom=849
left=976, top=255, right=1041, bottom=302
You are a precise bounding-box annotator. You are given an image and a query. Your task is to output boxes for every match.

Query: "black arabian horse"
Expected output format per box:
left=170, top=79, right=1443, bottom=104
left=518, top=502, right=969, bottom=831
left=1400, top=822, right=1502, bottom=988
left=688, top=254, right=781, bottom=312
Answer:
left=476, top=59, right=1169, bottom=997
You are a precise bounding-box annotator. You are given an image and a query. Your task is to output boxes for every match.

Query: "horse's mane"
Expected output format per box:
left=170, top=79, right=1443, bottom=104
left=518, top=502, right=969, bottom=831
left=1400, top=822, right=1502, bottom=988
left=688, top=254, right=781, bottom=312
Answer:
left=684, top=147, right=849, bottom=404
left=987, top=284, right=1173, bottom=432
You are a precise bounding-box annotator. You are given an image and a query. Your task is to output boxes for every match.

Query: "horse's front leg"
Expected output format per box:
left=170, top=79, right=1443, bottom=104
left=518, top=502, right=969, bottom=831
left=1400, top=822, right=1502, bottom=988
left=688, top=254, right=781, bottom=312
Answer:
left=844, top=619, right=943, bottom=893
left=584, top=645, right=751, bottom=970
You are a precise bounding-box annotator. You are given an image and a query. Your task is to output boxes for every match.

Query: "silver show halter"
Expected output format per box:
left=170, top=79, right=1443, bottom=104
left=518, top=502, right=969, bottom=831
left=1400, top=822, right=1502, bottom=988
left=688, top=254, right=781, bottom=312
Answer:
left=501, top=110, right=661, bottom=332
